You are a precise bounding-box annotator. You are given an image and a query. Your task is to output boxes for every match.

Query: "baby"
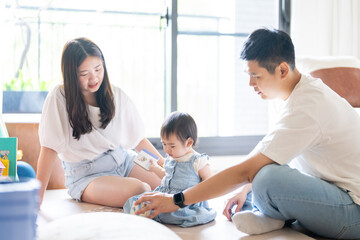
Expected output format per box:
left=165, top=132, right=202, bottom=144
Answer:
left=124, top=111, right=216, bottom=227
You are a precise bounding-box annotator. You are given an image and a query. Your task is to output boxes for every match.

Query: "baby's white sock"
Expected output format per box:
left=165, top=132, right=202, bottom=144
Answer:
left=231, top=210, right=285, bottom=235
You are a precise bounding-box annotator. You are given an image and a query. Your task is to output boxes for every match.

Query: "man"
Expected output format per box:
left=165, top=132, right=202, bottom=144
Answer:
left=135, top=28, right=360, bottom=239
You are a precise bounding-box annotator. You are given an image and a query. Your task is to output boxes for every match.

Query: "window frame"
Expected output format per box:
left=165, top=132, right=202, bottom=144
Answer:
left=150, top=0, right=280, bottom=155
left=3, top=0, right=287, bottom=155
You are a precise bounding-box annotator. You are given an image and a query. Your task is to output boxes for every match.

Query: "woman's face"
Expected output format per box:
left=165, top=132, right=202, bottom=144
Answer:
left=77, top=56, right=104, bottom=99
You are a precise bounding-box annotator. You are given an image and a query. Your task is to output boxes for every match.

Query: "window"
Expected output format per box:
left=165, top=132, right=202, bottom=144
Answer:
left=2, top=0, right=278, bottom=155
left=177, top=0, right=277, bottom=137
left=2, top=0, right=166, bottom=136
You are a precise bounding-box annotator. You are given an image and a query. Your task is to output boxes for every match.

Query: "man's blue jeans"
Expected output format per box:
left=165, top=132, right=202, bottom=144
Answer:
left=246, top=164, right=360, bottom=239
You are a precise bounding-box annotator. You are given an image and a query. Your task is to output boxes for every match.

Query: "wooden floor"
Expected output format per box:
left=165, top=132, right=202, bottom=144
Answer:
left=207, top=155, right=331, bottom=240
left=38, top=189, right=315, bottom=240
left=37, top=155, right=321, bottom=240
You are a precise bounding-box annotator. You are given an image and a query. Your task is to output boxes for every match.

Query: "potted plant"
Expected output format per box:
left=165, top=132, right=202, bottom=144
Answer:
left=2, top=70, right=50, bottom=114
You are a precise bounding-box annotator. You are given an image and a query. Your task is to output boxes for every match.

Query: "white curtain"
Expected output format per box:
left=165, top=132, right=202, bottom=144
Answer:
left=291, top=0, right=360, bottom=58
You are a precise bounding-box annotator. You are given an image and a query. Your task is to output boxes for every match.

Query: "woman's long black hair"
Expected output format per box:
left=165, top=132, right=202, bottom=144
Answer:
left=61, top=37, right=115, bottom=140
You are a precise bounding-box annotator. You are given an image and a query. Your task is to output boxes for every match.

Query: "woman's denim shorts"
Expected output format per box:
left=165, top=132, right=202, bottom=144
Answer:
left=62, top=146, right=136, bottom=201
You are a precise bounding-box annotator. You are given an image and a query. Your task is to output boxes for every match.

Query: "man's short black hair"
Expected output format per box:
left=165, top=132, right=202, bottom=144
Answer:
left=240, top=28, right=295, bottom=74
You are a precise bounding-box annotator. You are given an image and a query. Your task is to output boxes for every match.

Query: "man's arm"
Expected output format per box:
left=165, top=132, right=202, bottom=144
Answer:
left=182, top=152, right=273, bottom=205
left=135, top=152, right=274, bottom=218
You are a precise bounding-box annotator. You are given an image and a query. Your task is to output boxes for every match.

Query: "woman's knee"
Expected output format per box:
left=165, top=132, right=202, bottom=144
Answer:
left=114, top=179, right=150, bottom=207
left=117, top=179, right=150, bottom=205
left=127, top=178, right=151, bottom=195
left=142, top=182, right=151, bottom=192
left=81, top=177, right=151, bottom=207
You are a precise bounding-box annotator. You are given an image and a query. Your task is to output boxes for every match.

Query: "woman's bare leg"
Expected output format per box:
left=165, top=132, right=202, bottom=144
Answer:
left=81, top=175, right=150, bottom=207
left=128, top=164, right=162, bottom=190
left=81, top=165, right=161, bottom=207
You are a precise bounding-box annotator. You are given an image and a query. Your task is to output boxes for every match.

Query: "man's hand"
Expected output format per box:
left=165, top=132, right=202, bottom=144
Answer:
left=223, top=183, right=252, bottom=221
left=134, top=191, right=179, bottom=218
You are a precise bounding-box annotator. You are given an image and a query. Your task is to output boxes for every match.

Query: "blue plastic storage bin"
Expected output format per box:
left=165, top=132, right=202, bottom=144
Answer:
left=0, top=178, right=41, bottom=240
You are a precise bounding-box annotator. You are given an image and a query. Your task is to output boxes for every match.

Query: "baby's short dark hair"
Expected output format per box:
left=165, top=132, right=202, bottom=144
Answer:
left=161, top=111, right=198, bottom=146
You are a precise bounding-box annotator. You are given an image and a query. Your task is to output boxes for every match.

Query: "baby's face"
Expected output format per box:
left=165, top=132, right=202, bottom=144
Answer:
left=161, top=134, right=192, bottom=159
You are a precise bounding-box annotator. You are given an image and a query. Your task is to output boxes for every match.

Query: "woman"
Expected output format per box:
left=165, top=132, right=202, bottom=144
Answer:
left=37, top=37, right=163, bottom=207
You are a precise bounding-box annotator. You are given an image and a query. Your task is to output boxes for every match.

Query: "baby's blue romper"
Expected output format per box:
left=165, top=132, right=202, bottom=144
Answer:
left=124, top=152, right=217, bottom=227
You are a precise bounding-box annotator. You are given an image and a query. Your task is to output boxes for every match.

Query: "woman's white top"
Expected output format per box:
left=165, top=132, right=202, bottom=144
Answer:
left=39, top=85, right=145, bottom=163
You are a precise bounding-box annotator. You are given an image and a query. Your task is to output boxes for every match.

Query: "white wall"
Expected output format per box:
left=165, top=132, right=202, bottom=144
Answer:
left=269, top=1, right=360, bottom=127
left=291, top=0, right=360, bottom=58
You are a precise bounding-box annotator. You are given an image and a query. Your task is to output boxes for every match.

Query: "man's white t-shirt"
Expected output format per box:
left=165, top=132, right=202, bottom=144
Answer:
left=256, top=74, right=360, bottom=205
left=39, top=85, right=145, bottom=163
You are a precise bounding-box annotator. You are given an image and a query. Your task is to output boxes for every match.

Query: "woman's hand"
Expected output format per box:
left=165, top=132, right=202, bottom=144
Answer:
left=223, top=183, right=252, bottom=221
left=134, top=192, right=179, bottom=218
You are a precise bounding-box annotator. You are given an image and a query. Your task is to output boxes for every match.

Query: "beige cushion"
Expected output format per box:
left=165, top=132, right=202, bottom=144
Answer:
left=296, top=56, right=360, bottom=108
left=310, top=67, right=360, bottom=107
left=296, top=56, right=360, bottom=73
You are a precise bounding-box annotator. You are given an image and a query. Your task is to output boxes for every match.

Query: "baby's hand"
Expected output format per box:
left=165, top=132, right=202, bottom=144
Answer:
left=149, top=159, right=162, bottom=170
left=149, top=159, right=165, bottom=178
left=134, top=149, right=159, bottom=171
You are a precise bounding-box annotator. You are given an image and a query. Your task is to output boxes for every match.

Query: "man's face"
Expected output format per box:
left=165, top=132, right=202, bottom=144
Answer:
left=244, top=60, right=283, bottom=100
